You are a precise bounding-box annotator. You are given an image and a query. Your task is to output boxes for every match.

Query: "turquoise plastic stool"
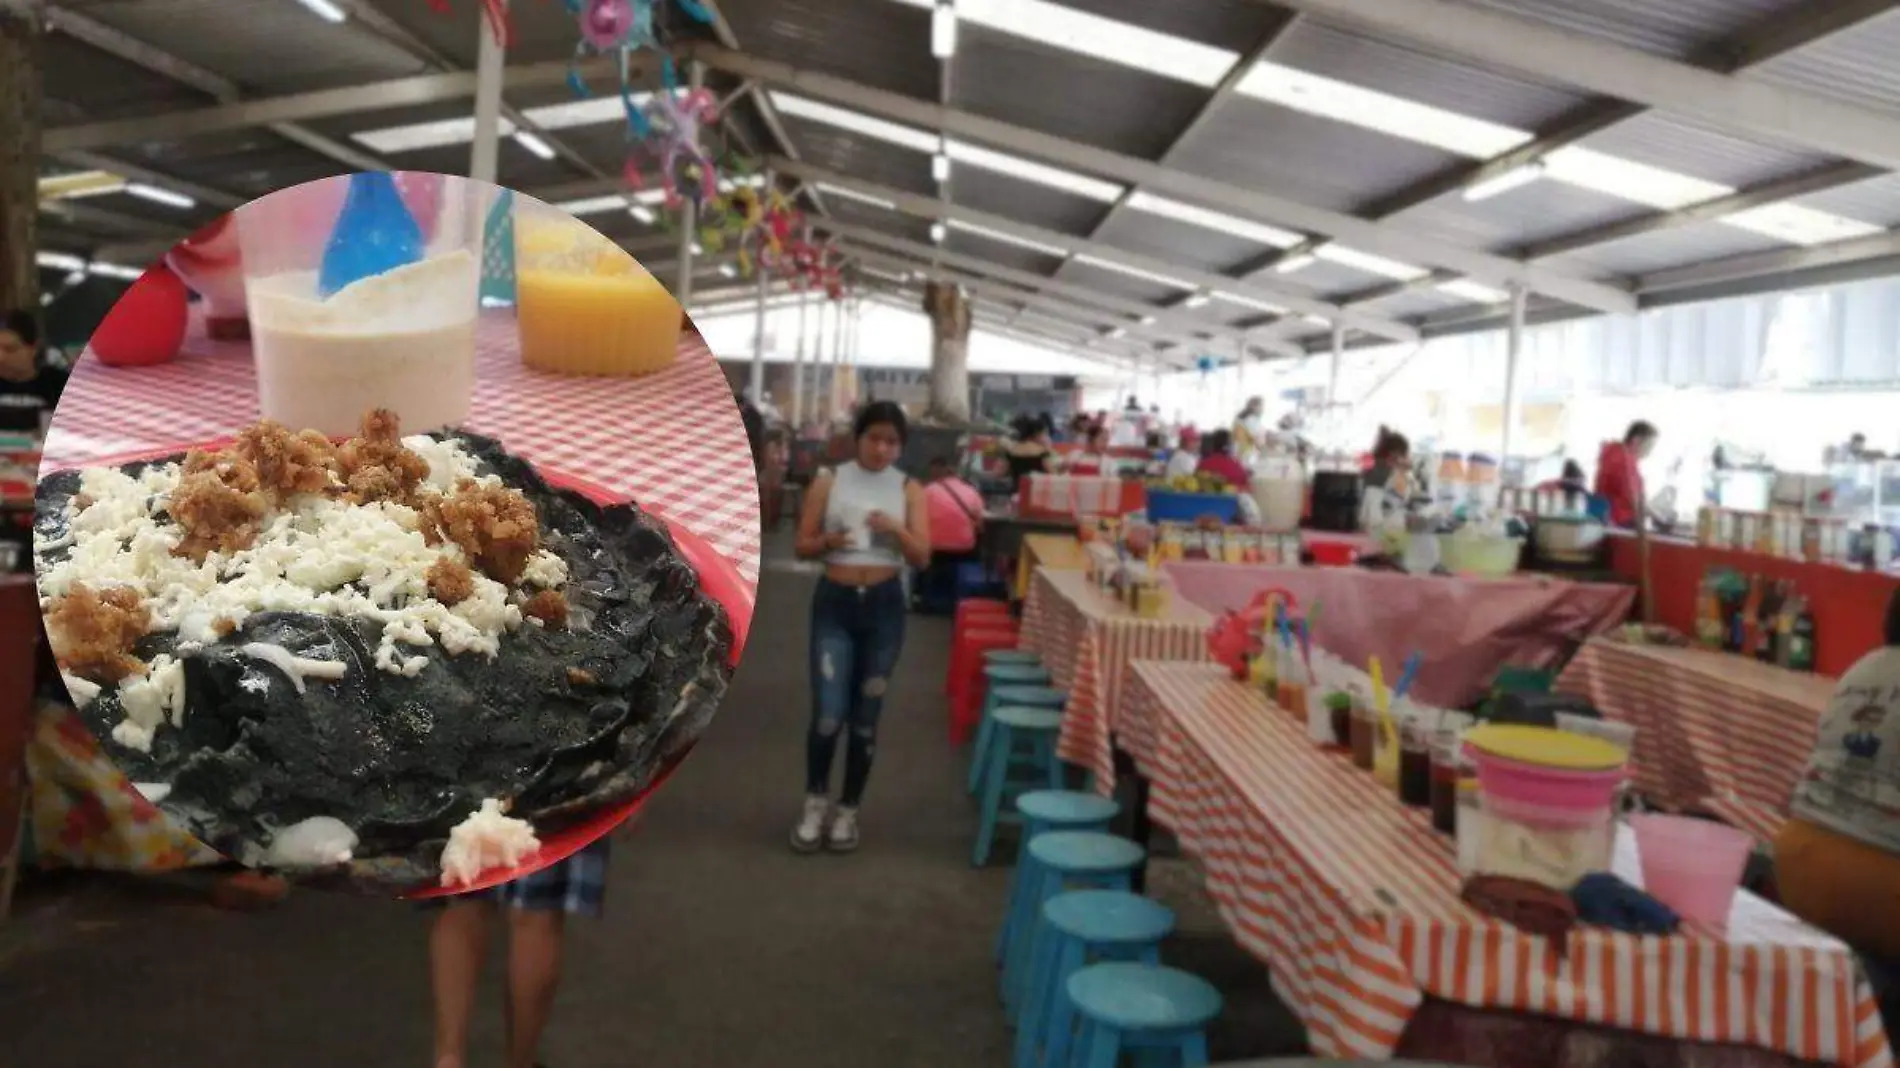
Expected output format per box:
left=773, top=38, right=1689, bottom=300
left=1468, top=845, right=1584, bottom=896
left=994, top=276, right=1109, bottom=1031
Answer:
left=1065, top=962, right=1221, bottom=1068
left=1000, top=832, right=1145, bottom=1017
left=994, top=791, right=1120, bottom=967
left=972, top=707, right=1068, bottom=867
left=968, top=683, right=1068, bottom=795
left=985, top=649, right=1045, bottom=667
left=1016, top=891, right=1174, bottom=1068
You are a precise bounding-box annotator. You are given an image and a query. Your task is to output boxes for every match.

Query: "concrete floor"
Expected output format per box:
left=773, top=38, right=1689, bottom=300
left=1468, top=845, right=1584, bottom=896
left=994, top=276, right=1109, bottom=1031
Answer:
left=0, top=546, right=1305, bottom=1067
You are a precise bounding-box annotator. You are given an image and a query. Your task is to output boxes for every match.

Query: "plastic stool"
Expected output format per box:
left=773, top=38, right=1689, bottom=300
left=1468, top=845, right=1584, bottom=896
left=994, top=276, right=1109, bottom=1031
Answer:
left=950, top=627, right=1025, bottom=741
left=951, top=620, right=1020, bottom=697
left=1017, top=891, right=1174, bottom=1068
left=995, top=791, right=1120, bottom=967
left=1000, top=832, right=1145, bottom=1015
left=1065, top=962, right=1221, bottom=1068
left=967, top=683, right=1067, bottom=795
left=986, top=649, right=1044, bottom=667
left=972, top=708, right=1067, bottom=867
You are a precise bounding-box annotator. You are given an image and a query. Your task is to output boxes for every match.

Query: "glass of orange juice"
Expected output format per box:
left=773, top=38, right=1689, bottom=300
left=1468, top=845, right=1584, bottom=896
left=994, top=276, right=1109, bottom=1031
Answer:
left=513, top=197, right=683, bottom=377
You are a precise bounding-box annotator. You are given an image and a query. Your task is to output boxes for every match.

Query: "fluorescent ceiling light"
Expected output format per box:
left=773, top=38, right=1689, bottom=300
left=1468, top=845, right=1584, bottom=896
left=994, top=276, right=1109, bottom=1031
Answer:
left=1301, top=314, right=1331, bottom=328
left=1238, top=63, right=1529, bottom=158
left=947, top=220, right=1068, bottom=257
left=1274, top=252, right=1316, bottom=274
left=931, top=2, right=957, bottom=59
left=352, top=94, right=651, bottom=153
left=1463, top=161, right=1545, bottom=202
left=1071, top=254, right=1195, bottom=291
left=930, top=222, right=947, bottom=243
left=36, top=251, right=86, bottom=271
left=773, top=93, right=937, bottom=153
left=630, top=204, right=657, bottom=225
left=88, top=262, right=145, bottom=281
left=1315, top=243, right=1426, bottom=281
left=946, top=141, right=1122, bottom=201
left=1106, top=328, right=1126, bottom=339
left=555, top=191, right=665, bottom=215
left=817, top=183, right=898, bottom=211
left=38, top=170, right=125, bottom=199
left=1719, top=203, right=1879, bottom=246
left=889, top=0, right=1235, bottom=87
left=1438, top=279, right=1509, bottom=303
left=1212, top=290, right=1287, bottom=315
left=690, top=242, right=705, bottom=256
left=513, top=132, right=555, bottom=160
left=932, top=153, right=951, bottom=182
left=718, top=264, right=737, bottom=278
left=124, top=182, right=195, bottom=209
left=292, top=0, right=347, bottom=23
left=1138, top=315, right=1156, bottom=325
left=1125, top=192, right=1301, bottom=248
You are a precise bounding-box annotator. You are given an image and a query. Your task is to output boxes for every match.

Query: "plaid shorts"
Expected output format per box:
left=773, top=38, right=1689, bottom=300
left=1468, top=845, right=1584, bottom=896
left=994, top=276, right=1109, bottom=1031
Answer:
left=427, top=837, right=612, bottom=918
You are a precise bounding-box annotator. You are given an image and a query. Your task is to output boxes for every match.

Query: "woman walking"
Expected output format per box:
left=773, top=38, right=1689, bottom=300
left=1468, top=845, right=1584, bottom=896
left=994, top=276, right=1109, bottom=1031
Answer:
left=792, top=402, right=932, bottom=852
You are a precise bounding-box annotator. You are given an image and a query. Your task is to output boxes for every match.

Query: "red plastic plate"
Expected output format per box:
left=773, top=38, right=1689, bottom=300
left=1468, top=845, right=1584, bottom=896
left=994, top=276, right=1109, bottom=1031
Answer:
left=47, top=440, right=754, bottom=896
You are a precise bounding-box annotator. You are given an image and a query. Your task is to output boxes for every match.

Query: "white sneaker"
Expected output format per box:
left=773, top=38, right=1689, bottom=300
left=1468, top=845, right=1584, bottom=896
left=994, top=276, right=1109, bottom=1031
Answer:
left=791, top=795, right=830, bottom=853
left=826, top=806, right=860, bottom=853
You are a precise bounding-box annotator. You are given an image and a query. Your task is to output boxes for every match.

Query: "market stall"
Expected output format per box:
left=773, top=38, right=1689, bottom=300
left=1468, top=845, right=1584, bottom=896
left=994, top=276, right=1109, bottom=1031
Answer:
left=1556, top=638, right=1834, bottom=844
left=1165, top=561, right=1634, bottom=708
left=1119, top=661, right=1891, bottom=1068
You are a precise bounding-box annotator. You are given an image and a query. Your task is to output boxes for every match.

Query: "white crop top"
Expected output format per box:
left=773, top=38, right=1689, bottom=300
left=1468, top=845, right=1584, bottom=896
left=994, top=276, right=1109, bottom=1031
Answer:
left=823, top=461, right=910, bottom=567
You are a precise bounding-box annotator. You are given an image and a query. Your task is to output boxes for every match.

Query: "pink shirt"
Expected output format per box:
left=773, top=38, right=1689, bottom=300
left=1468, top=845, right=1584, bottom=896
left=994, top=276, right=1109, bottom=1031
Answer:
left=925, top=478, right=983, bottom=553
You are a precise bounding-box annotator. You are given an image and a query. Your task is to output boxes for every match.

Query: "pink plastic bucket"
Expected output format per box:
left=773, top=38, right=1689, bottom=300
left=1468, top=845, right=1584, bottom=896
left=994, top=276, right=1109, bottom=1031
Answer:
left=1465, top=747, right=1625, bottom=826
left=1631, top=814, right=1752, bottom=927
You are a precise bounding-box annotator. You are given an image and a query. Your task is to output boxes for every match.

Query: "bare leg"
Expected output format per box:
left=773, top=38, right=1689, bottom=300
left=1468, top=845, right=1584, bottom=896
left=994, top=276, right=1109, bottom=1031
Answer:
left=430, top=900, right=496, bottom=1068
left=504, top=910, right=567, bottom=1068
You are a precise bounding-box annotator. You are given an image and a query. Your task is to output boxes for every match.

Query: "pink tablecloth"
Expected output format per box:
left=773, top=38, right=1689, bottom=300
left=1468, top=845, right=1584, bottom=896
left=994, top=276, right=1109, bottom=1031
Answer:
left=44, top=313, right=762, bottom=586
left=1163, top=562, right=1634, bottom=708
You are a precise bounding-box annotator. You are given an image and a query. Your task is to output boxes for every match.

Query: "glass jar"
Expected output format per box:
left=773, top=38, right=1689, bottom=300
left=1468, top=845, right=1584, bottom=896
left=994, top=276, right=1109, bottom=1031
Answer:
left=1348, top=697, right=1377, bottom=771
left=1398, top=718, right=1432, bottom=808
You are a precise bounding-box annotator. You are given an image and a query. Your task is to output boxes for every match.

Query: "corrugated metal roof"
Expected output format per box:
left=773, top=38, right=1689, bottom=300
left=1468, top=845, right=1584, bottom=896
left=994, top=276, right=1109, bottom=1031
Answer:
left=1272, top=259, right=1390, bottom=298
left=1170, top=96, right=1468, bottom=214
left=1750, top=7, right=1900, bottom=111
left=42, top=31, right=208, bottom=117
left=956, top=28, right=1209, bottom=160
left=1789, top=172, right=1900, bottom=229
left=1088, top=210, right=1269, bottom=275
left=831, top=201, right=933, bottom=249
left=1365, top=287, right=1473, bottom=321
left=1400, top=180, right=1639, bottom=251
left=779, top=119, right=934, bottom=199
left=1543, top=219, right=1786, bottom=278
left=942, top=236, right=1066, bottom=278
left=714, top=0, right=937, bottom=101
left=76, top=0, right=428, bottom=95
left=1273, top=19, right=1591, bottom=129
left=953, top=168, right=1108, bottom=238
left=1455, top=0, right=1804, bottom=58
left=1058, top=0, right=1287, bottom=50
left=1579, top=112, right=1827, bottom=188
left=1056, top=260, right=1182, bottom=305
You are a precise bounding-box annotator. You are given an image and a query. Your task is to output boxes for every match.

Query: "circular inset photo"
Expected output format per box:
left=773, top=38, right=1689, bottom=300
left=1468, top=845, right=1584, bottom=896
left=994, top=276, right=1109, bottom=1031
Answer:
left=28, top=172, right=759, bottom=895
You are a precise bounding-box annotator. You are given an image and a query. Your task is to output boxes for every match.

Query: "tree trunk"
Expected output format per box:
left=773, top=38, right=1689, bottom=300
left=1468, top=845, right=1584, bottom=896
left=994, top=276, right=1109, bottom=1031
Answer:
left=0, top=1, right=44, bottom=316
left=923, top=280, right=971, bottom=424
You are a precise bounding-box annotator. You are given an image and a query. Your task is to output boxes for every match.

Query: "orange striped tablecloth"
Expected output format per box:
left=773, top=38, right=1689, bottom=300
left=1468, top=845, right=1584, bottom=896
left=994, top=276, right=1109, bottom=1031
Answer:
left=1019, top=568, right=1212, bottom=789
left=1556, top=640, right=1835, bottom=844
left=1120, top=661, right=1891, bottom=1067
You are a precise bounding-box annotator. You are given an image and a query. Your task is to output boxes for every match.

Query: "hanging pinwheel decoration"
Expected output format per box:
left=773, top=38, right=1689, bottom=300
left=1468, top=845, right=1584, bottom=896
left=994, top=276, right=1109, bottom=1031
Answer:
left=625, top=83, right=723, bottom=211
left=560, top=0, right=715, bottom=141
left=1196, top=353, right=1221, bottom=377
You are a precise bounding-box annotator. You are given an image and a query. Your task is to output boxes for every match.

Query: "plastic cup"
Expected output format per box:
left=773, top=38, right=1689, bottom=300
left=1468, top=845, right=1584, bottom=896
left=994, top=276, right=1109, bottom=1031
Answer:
left=237, top=172, right=486, bottom=438
left=1630, top=814, right=1753, bottom=927
left=513, top=194, right=682, bottom=378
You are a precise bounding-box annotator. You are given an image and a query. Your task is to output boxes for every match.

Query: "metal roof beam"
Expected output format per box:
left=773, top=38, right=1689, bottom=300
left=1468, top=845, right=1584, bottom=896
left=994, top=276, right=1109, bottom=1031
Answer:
left=47, top=6, right=386, bottom=173
left=1259, top=0, right=1900, bottom=172
left=1634, top=228, right=1900, bottom=295
left=690, top=43, right=1633, bottom=315
left=814, top=220, right=1298, bottom=358
left=769, top=157, right=1421, bottom=342
left=694, top=0, right=831, bottom=220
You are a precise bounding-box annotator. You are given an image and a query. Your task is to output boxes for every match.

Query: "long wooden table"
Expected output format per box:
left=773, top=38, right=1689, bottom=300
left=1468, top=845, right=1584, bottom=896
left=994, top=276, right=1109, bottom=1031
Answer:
left=1118, top=661, right=1891, bottom=1068
left=1556, top=638, right=1836, bottom=844
left=1012, top=533, right=1091, bottom=600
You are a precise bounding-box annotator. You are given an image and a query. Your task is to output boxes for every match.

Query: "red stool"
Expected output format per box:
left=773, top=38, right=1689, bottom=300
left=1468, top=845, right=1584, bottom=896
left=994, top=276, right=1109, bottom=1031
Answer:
left=948, top=600, right=1014, bottom=693
left=950, top=625, right=1020, bottom=740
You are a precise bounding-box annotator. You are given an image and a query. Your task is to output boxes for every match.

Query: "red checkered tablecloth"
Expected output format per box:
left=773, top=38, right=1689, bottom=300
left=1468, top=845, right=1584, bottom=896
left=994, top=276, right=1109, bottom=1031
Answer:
left=1555, top=640, right=1835, bottom=843
left=42, top=312, right=761, bottom=589
left=1121, top=661, right=1892, bottom=1068
left=1018, top=568, right=1211, bottom=790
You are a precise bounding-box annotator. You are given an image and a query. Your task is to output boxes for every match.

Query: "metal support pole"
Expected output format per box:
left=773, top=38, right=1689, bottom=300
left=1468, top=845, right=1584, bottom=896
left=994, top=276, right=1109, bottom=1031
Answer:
left=673, top=60, right=706, bottom=308
left=1328, top=321, right=1345, bottom=413
left=748, top=266, right=768, bottom=405
left=791, top=284, right=810, bottom=428
left=468, top=0, right=507, bottom=184
left=829, top=297, right=845, bottom=422
left=1501, top=283, right=1528, bottom=463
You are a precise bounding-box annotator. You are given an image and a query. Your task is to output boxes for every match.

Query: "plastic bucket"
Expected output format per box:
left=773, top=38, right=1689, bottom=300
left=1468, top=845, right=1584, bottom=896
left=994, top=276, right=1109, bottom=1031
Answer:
left=1631, top=814, right=1753, bottom=927
left=1146, top=489, right=1240, bottom=524
left=1466, top=748, right=1625, bottom=825
left=1310, top=540, right=1358, bottom=567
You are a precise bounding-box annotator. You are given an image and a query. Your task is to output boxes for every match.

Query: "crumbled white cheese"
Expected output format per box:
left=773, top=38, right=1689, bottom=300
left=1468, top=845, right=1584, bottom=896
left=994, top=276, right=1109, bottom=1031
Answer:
left=112, top=655, right=186, bottom=750
left=263, top=816, right=359, bottom=868
left=439, top=799, right=540, bottom=887
left=239, top=642, right=347, bottom=695
left=403, top=434, right=501, bottom=493
left=61, top=673, right=101, bottom=708
left=520, top=550, right=569, bottom=589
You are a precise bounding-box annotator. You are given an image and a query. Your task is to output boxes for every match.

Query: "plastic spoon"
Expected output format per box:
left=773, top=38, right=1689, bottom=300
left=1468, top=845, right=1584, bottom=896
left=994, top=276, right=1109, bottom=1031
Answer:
left=1392, top=651, right=1424, bottom=702
left=319, top=172, right=424, bottom=298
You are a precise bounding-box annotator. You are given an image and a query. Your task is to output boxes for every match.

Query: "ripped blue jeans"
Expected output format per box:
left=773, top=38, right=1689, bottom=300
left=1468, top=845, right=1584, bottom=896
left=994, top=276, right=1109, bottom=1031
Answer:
left=806, top=576, right=908, bottom=806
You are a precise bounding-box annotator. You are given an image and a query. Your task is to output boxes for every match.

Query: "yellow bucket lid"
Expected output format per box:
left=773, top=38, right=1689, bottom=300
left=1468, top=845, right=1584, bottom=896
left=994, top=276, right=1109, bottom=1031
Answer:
left=1464, top=723, right=1627, bottom=771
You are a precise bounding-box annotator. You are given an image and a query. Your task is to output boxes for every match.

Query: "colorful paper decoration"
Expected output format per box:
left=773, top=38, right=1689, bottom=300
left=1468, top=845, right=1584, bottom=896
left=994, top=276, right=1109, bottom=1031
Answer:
left=480, top=188, right=517, bottom=305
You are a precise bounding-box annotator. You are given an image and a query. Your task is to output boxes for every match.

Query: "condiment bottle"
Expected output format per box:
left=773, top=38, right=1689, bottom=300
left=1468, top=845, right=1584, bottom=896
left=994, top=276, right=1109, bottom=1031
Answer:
left=1786, top=598, right=1817, bottom=672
